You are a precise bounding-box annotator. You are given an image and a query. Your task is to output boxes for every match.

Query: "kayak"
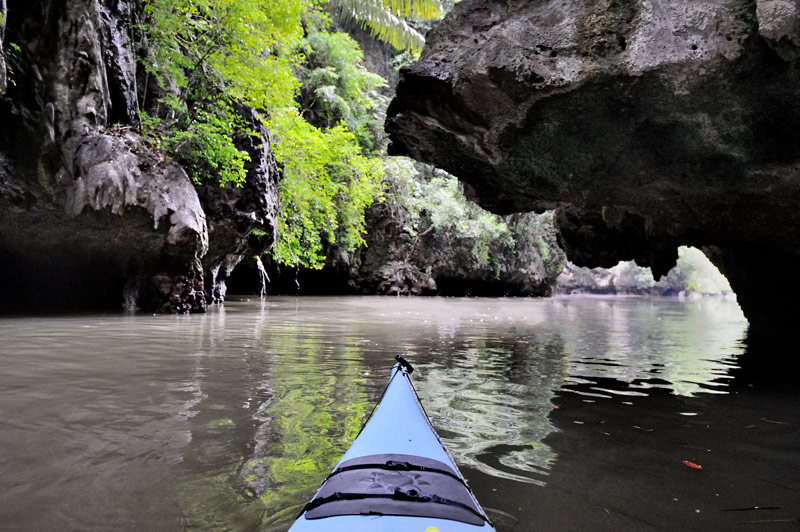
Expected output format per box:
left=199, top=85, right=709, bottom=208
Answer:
left=288, top=356, right=497, bottom=531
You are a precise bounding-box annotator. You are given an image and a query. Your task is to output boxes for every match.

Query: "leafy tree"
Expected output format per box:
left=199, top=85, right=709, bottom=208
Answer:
left=270, top=110, right=384, bottom=268
left=422, top=172, right=514, bottom=266
left=140, top=0, right=307, bottom=185
left=298, top=24, right=387, bottom=153
left=140, top=0, right=557, bottom=281
left=381, top=160, right=515, bottom=268
left=140, top=0, right=385, bottom=268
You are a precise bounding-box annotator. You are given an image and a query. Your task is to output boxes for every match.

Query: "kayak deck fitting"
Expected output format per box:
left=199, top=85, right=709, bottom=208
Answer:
left=288, top=356, right=496, bottom=531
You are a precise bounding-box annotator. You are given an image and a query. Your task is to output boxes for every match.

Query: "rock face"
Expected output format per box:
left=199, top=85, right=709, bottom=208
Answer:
left=0, top=0, right=277, bottom=312
left=228, top=207, right=565, bottom=298
left=0, top=0, right=7, bottom=96
left=197, top=107, right=280, bottom=305
left=352, top=209, right=564, bottom=297
left=387, top=0, right=800, bottom=336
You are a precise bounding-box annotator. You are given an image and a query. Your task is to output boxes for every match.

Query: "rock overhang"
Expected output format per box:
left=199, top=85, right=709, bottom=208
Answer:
left=386, top=0, right=800, bottom=335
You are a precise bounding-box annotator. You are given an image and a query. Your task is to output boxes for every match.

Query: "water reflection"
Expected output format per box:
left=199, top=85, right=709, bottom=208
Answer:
left=242, top=321, right=370, bottom=530
left=0, top=296, right=749, bottom=532
left=413, top=336, right=565, bottom=485
left=548, top=297, right=746, bottom=396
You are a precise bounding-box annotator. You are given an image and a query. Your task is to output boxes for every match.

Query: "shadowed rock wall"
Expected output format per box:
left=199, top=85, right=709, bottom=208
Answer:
left=0, top=0, right=277, bottom=313
left=0, top=0, right=7, bottom=97
left=386, top=0, right=800, bottom=337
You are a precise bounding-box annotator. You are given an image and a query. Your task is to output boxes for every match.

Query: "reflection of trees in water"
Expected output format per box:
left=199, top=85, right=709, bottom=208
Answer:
left=412, top=327, right=567, bottom=485
left=0, top=297, right=751, bottom=532
left=166, top=305, right=370, bottom=532
left=240, top=320, right=370, bottom=531
left=169, top=296, right=748, bottom=530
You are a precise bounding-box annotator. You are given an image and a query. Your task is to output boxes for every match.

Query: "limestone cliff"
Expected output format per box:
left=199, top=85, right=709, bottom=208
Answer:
left=387, top=0, right=800, bottom=336
left=351, top=197, right=565, bottom=298
left=0, top=0, right=7, bottom=96
left=0, top=0, right=277, bottom=312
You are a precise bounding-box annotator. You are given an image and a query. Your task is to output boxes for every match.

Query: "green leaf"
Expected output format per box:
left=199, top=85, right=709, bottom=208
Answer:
left=327, top=0, right=442, bottom=52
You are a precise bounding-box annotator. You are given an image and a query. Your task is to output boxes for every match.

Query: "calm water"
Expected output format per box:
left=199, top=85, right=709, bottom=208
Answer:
left=1, top=296, right=798, bottom=531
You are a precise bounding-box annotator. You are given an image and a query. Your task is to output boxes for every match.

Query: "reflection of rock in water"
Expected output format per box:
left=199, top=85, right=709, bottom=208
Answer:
left=416, top=335, right=567, bottom=485
left=547, top=297, right=747, bottom=397
left=237, top=381, right=276, bottom=497
left=404, top=297, right=748, bottom=488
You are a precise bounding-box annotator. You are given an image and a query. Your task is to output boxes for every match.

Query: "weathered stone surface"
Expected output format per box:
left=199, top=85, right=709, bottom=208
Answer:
left=198, top=108, right=280, bottom=304
left=69, top=133, right=210, bottom=312
left=350, top=205, right=564, bottom=297
left=0, top=0, right=278, bottom=313
left=387, top=0, right=800, bottom=335
left=0, top=0, right=7, bottom=96
left=757, top=0, right=800, bottom=59
left=0, top=0, right=205, bottom=312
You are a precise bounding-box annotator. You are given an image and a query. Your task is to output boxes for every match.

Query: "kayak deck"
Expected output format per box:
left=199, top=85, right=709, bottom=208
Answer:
left=288, top=358, right=496, bottom=531
left=303, top=453, right=486, bottom=525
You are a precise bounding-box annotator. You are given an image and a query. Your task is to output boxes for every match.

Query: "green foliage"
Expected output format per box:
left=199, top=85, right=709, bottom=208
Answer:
left=2, top=41, right=20, bottom=89
left=142, top=0, right=306, bottom=110
left=610, top=261, right=656, bottom=292
left=382, top=160, right=514, bottom=268
left=163, top=99, right=254, bottom=186
left=327, top=0, right=443, bottom=53
left=269, top=111, right=384, bottom=268
left=141, top=0, right=385, bottom=267
left=511, top=210, right=567, bottom=279
left=424, top=173, right=513, bottom=266
left=266, top=13, right=387, bottom=268
left=299, top=25, right=387, bottom=153
left=140, top=0, right=308, bottom=186
left=633, top=265, right=657, bottom=289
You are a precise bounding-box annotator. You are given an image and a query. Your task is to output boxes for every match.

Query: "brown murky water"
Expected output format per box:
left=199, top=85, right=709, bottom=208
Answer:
left=1, top=296, right=797, bottom=531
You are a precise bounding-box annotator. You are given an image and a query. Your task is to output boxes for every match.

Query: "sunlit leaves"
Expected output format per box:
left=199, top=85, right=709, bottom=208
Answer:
left=157, top=0, right=305, bottom=107
left=384, top=162, right=514, bottom=267
left=300, top=27, right=387, bottom=152
left=141, top=0, right=308, bottom=187
left=269, top=110, right=384, bottom=269
left=164, top=101, right=252, bottom=186
left=327, top=0, right=443, bottom=53
left=141, top=0, right=385, bottom=267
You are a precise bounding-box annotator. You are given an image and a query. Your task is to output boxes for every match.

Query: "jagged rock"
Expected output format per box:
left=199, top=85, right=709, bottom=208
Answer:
left=387, top=0, right=800, bottom=335
left=351, top=202, right=564, bottom=297
left=554, top=252, right=734, bottom=296
left=757, top=0, right=800, bottom=59
left=69, top=132, right=209, bottom=312
left=0, top=0, right=278, bottom=313
left=1, top=0, right=7, bottom=96
left=0, top=0, right=205, bottom=312
left=361, top=260, right=437, bottom=296
left=197, top=108, right=280, bottom=304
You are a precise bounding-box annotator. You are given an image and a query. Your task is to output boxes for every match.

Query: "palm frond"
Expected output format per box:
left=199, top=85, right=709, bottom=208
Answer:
left=378, top=0, right=442, bottom=20
left=329, top=0, right=441, bottom=53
